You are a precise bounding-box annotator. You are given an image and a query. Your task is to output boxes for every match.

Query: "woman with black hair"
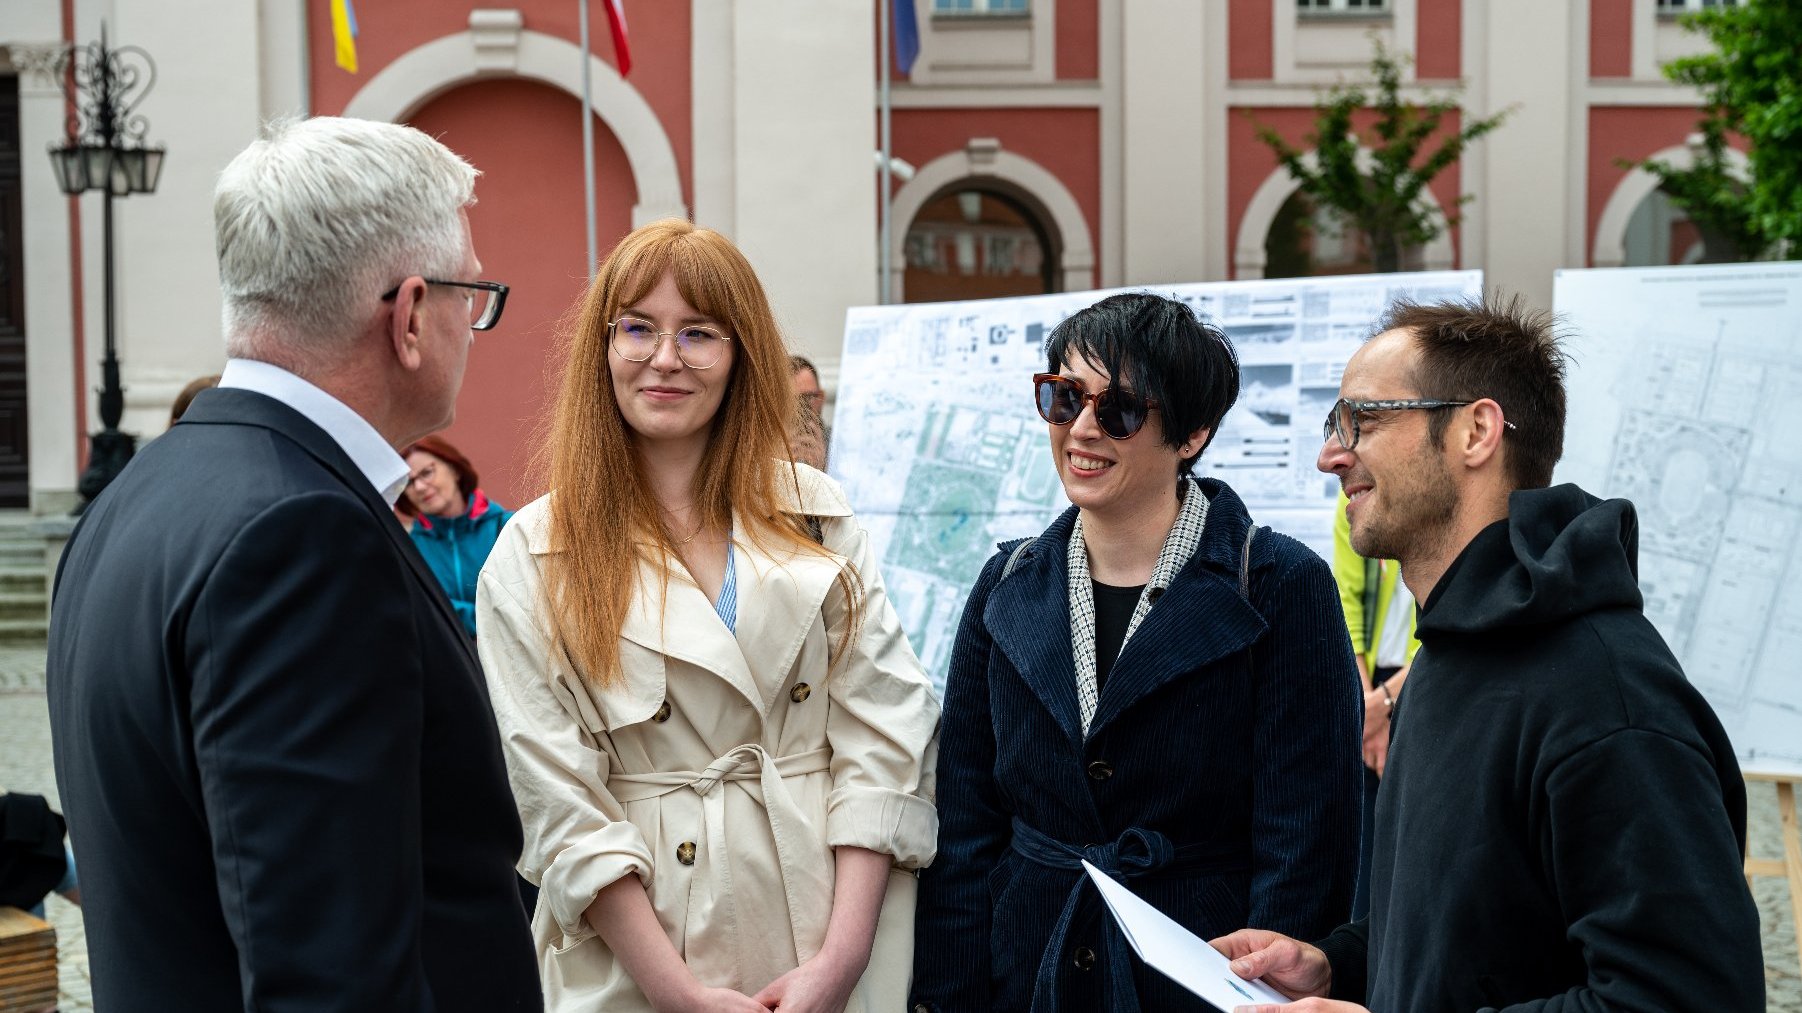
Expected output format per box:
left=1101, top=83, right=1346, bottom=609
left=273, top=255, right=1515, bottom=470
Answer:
left=910, top=292, right=1362, bottom=1013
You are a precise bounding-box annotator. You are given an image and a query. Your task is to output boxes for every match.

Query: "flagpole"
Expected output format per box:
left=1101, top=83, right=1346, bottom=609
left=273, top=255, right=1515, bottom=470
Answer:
left=578, top=0, right=599, bottom=279
left=879, top=0, right=893, bottom=305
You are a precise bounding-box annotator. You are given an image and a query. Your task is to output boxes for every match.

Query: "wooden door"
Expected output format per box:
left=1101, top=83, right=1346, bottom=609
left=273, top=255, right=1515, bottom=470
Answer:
left=0, top=76, right=30, bottom=509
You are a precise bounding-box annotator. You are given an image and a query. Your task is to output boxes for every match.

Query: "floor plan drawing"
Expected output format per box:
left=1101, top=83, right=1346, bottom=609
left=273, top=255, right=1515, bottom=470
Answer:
left=1556, top=263, right=1802, bottom=775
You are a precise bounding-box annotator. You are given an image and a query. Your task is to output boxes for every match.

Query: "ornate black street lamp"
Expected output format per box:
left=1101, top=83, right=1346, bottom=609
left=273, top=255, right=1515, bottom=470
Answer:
left=49, top=24, right=165, bottom=510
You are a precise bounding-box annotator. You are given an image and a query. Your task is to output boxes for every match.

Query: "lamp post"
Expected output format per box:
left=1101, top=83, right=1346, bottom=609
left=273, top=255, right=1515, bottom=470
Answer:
left=49, top=23, right=165, bottom=510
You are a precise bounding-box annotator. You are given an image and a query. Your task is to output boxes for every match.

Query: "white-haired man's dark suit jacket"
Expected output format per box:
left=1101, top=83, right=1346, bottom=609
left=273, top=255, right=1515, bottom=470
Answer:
left=48, top=386, right=540, bottom=1011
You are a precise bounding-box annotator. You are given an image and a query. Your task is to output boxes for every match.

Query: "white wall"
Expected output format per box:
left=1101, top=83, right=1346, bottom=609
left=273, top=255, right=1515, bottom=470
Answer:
left=87, top=0, right=264, bottom=441
left=699, top=1, right=875, bottom=382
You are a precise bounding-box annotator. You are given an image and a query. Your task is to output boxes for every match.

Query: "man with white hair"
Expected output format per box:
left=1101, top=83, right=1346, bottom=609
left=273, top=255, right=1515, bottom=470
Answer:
left=47, top=117, right=539, bottom=1011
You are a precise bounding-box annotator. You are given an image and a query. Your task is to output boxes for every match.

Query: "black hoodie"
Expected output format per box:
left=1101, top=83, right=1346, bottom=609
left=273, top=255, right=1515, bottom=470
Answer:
left=1314, top=484, right=1764, bottom=1012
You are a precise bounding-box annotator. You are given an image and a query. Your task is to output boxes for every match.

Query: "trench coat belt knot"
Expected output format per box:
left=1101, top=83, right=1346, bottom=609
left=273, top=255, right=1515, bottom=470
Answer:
left=1010, top=817, right=1251, bottom=1013
left=609, top=745, right=836, bottom=980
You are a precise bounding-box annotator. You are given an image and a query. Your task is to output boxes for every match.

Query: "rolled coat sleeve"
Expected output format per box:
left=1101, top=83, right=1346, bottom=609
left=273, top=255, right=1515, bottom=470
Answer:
left=815, top=507, right=941, bottom=869
left=476, top=527, right=654, bottom=943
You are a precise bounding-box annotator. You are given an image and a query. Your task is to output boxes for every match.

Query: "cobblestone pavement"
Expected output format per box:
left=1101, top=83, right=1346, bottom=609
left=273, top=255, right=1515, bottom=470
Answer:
left=3, top=642, right=1798, bottom=1010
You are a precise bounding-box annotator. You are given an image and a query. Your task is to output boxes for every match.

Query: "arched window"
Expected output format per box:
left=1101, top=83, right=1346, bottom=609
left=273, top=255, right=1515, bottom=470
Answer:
left=1621, top=188, right=1708, bottom=266
left=902, top=186, right=1059, bottom=303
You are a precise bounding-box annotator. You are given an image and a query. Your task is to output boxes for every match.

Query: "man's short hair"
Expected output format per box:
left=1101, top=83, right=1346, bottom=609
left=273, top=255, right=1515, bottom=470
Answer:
left=215, top=117, right=478, bottom=359
left=790, top=354, right=818, bottom=377
left=1045, top=292, right=1240, bottom=474
left=1379, top=295, right=1567, bottom=490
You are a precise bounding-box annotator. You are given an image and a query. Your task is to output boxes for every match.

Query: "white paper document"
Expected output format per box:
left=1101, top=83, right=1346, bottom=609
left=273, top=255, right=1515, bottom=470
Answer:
left=1082, top=860, right=1291, bottom=1010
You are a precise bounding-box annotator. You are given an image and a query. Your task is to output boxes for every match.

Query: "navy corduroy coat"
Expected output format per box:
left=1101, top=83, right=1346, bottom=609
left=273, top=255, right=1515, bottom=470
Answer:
left=911, top=479, right=1362, bottom=1013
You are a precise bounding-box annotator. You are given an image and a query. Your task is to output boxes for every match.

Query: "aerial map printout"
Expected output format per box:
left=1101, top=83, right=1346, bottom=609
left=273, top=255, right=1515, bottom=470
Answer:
left=831, top=270, right=1483, bottom=692
left=1555, top=262, right=1802, bottom=776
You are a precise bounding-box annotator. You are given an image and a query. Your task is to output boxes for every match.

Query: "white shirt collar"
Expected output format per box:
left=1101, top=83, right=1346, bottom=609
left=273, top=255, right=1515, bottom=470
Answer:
left=217, top=358, right=410, bottom=506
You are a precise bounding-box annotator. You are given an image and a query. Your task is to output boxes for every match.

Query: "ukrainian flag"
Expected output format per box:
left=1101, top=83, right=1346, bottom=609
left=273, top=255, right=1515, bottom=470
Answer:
left=331, top=0, right=359, bottom=74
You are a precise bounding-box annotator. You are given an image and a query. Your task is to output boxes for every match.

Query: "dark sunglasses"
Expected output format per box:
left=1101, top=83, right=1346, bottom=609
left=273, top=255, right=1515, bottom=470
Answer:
left=1032, top=373, right=1159, bottom=440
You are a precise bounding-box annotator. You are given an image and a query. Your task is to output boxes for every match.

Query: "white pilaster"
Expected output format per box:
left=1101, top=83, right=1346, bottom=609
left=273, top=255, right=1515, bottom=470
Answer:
left=727, top=2, right=875, bottom=367
left=1120, top=0, right=1208, bottom=285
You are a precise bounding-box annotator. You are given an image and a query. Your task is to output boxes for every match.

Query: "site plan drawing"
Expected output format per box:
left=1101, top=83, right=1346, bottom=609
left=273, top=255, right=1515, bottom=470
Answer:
left=831, top=270, right=1483, bottom=692
left=1555, top=262, right=1802, bottom=776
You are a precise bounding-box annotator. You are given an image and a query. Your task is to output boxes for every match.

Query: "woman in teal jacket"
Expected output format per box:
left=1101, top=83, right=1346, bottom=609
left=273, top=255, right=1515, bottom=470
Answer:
left=401, top=435, right=514, bottom=639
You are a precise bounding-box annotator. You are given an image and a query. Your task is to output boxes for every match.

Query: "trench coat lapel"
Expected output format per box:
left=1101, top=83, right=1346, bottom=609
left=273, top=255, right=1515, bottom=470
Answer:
left=730, top=528, right=838, bottom=716
left=619, top=553, right=765, bottom=714
left=1085, top=496, right=1269, bottom=741
left=984, top=512, right=1085, bottom=749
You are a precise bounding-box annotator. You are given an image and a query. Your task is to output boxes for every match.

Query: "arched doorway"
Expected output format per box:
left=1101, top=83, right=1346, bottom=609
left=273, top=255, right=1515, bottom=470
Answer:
left=1235, top=152, right=1455, bottom=280
left=404, top=79, right=638, bottom=509
left=902, top=184, right=1059, bottom=304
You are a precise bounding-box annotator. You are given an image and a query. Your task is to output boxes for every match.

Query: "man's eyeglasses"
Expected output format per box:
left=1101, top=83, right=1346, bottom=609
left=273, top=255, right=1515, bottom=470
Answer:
left=1033, top=373, right=1159, bottom=441
left=1323, top=397, right=1516, bottom=450
left=609, top=315, right=733, bottom=370
left=380, top=278, right=510, bottom=331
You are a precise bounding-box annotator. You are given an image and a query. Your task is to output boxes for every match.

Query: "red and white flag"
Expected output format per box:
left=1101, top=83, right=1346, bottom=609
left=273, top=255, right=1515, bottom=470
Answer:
left=602, top=0, right=632, bottom=77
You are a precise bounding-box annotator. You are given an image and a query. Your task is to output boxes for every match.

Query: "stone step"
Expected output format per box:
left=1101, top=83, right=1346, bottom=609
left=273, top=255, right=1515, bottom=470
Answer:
left=0, top=546, right=45, bottom=567
left=0, top=568, right=43, bottom=594
left=0, top=593, right=47, bottom=622
left=0, top=619, right=48, bottom=644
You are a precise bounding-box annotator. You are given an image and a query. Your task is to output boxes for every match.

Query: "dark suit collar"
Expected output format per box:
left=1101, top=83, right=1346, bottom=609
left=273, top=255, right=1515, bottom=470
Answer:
left=178, top=388, right=478, bottom=662
left=985, top=479, right=1270, bottom=746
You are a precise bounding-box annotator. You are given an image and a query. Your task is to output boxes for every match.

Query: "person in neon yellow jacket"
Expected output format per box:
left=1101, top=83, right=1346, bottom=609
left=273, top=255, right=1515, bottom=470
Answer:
left=1332, top=488, right=1419, bottom=920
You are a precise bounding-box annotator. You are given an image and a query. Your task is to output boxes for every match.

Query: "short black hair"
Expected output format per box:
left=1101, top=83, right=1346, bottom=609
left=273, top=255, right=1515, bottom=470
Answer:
left=789, top=354, right=817, bottom=376
left=1378, top=294, right=1567, bottom=490
left=1045, top=292, right=1240, bottom=474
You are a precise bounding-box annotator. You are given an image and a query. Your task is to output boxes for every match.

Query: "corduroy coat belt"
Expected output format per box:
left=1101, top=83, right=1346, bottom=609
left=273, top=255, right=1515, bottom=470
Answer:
left=911, top=479, right=1363, bottom=1013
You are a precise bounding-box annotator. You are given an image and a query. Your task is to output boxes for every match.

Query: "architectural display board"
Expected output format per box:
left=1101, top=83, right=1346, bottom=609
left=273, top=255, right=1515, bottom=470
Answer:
left=1555, top=263, right=1802, bottom=777
left=831, top=270, right=1484, bottom=691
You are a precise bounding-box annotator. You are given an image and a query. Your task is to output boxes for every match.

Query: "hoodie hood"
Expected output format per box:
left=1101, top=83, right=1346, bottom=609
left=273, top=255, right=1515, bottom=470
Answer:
left=1416, top=483, right=1643, bottom=638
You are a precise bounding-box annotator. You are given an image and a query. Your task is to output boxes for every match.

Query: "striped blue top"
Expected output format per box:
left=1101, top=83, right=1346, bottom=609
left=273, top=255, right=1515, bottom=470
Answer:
left=713, top=539, right=738, bottom=633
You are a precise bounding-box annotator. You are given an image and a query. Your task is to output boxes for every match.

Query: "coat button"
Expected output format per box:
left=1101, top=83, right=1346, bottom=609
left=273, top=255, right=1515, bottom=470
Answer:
left=1087, top=760, right=1114, bottom=781
left=790, top=682, right=812, bottom=703
left=676, top=841, right=696, bottom=865
left=652, top=701, right=671, bottom=723
left=1072, top=946, right=1097, bottom=971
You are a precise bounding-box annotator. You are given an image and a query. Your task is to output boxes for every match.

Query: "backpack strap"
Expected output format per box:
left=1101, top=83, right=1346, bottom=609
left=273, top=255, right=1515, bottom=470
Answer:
left=1000, top=537, right=1036, bottom=581
left=1239, top=524, right=1260, bottom=602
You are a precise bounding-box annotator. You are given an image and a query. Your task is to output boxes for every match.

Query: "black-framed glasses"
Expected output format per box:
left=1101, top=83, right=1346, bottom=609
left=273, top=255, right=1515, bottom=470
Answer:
left=609, top=315, right=733, bottom=370
left=380, top=278, right=510, bottom=331
left=1323, top=397, right=1516, bottom=450
left=1033, top=373, right=1160, bottom=440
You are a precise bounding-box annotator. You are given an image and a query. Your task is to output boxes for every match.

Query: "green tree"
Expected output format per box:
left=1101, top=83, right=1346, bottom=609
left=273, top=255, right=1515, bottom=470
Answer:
left=1250, top=43, right=1511, bottom=273
left=1660, top=1, right=1802, bottom=250
left=1624, top=107, right=1768, bottom=263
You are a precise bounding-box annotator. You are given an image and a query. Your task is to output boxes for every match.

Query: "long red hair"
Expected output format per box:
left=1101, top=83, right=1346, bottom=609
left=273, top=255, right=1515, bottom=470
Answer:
left=539, top=219, right=861, bottom=687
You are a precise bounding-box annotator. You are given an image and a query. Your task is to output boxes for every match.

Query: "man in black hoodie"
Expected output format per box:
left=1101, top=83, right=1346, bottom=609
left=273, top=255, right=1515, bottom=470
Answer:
left=1211, top=297, right=1764, bottom=1012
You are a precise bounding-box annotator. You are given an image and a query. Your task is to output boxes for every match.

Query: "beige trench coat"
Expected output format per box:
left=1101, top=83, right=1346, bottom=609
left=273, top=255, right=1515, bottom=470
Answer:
left=477, top=465, right=940, bottom=1011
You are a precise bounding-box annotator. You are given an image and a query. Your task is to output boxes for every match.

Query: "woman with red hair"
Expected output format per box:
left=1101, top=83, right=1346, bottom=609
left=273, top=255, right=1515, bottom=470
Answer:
left=401, top=434, right=513, bottom=638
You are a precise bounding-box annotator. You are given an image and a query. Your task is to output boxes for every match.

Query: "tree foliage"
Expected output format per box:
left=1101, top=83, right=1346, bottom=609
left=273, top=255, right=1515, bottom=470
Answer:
left=1660, top=1, right=1802, bottom=249
left=1251, top=43, right=1511, bottom=273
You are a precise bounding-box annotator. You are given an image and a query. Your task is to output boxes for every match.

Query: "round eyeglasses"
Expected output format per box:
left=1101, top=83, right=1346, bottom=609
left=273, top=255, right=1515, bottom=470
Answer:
left=608, top=315, right=733, bottom=370
left=1032, top=373, right=1159, bottom=440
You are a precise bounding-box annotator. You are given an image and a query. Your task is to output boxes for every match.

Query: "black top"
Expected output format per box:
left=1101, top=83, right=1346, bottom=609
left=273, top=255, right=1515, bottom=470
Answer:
left=1313, top=483, right=1762, bottom=1013
left=1092, top=580, right=1145, bottom=692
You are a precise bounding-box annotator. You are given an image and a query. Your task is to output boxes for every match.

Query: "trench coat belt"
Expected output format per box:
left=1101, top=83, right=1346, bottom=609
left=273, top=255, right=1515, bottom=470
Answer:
left=1010, top=818, right=1251, bottom=1013
left=608, top=745, right=836, bottom=973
